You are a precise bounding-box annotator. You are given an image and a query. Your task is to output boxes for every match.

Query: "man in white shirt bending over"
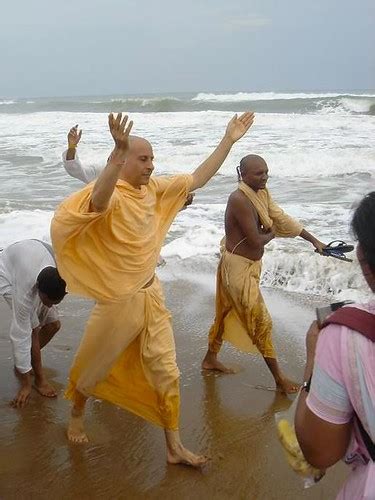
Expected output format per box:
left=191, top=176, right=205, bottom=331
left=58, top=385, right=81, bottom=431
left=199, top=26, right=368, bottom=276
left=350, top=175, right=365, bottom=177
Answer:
left=0, top=239, right=67, bottom=408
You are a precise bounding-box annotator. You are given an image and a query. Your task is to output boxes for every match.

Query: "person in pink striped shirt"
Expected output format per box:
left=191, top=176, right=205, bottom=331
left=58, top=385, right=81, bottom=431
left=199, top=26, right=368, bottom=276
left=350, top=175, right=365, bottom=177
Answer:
left=295, top=192, right=375, bottom=499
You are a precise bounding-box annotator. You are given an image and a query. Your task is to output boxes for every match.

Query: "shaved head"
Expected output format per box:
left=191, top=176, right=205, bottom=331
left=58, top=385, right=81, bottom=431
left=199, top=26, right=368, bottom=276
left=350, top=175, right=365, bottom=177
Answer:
left=119, top=135, right=155, bottom=187
left=239, top=154, right=267, bottom=174
left=128, top=135, right=152, bottom=151
left=237, top=154, right=269, bottom=191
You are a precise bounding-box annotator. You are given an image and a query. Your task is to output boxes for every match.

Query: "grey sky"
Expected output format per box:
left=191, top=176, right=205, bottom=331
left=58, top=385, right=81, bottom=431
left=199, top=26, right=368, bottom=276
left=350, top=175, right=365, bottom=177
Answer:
left=1, top=0, right=374, bottom=98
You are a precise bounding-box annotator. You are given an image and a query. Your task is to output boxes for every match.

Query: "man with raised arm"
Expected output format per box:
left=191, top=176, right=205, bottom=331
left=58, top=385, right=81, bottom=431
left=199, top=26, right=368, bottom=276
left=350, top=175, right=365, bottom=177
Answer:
left=62, top=124, right=195, bottom=206
left=51, top=111, right=254, bottom=466
left=62, top=125, right=193, bottom=267
left=202, top=154, right=326, bottom=394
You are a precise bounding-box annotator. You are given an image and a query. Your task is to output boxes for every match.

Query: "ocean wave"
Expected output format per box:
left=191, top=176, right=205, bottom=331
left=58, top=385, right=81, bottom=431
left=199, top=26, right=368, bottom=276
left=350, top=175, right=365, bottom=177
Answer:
left=261, top=247, right=369, bottom=301
left=162, top=235, right=369, bottom=301
left=0, top=210, right=54, bottom=249
left=192, top=92, right=375, bottom=115
left=0, top=109, right=373, bottom=182
left=161, top=203, right=368, bottom=301
left=0, top=205, right=369, bottom=301
left=314, top=97, right=375, bottom=115
left=1, top=92, right=374, bottom=115
left=0, top=100, right=16, bottom=106
left=108, top=97, right=182, bottom=105
left=192, top=91, right=375, bottom=102
left=161, top=245, right=369, bottom=302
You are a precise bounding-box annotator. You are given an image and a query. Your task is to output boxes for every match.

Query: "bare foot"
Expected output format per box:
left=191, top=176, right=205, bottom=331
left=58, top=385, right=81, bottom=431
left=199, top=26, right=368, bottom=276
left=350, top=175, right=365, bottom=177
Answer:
left=34, top=380, right=57, bottom=398
left=167, top=444, right=208, bottom=467
left=67, top=415, right=89, bottom=444
left=201, top=351, right=235, bottom=374
left=276, top=378, right=301, bottom=394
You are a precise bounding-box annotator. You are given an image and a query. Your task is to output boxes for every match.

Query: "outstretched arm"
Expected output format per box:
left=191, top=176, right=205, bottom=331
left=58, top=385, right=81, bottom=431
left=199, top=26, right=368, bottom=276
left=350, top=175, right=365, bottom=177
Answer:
left=63, top=125, right=103, bottom=184
left=191, top=112, right=254, bottom=191
left=299, top=229, right=326, bottom=254
left=90, top=113, right=133, bottom=213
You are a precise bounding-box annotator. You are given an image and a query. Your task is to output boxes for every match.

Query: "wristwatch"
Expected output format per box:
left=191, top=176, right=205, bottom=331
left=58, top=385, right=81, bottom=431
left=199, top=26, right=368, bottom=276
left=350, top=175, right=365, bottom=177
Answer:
left=302, top=375, right=312, bottom=393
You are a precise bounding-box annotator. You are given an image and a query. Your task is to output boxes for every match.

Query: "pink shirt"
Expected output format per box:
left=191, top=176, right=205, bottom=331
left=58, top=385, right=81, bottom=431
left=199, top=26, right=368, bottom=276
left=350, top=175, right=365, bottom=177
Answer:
left=307, top=302, right=375, bottom=500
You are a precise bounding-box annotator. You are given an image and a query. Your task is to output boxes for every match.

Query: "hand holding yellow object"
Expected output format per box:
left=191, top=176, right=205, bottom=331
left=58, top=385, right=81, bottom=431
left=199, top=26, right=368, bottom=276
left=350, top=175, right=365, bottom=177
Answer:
left=277, top=419, right=325, bottom=483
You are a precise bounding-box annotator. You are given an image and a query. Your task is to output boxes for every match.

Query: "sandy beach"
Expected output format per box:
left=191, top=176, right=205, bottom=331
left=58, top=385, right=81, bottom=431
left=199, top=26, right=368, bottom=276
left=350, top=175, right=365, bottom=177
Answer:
left=0, top=273, right=347, bottom=500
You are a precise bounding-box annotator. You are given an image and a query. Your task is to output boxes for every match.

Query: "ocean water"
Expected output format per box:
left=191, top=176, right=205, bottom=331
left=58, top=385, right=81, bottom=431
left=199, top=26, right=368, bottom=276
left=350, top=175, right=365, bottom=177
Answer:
left=0, top=91, right=374, bottom=301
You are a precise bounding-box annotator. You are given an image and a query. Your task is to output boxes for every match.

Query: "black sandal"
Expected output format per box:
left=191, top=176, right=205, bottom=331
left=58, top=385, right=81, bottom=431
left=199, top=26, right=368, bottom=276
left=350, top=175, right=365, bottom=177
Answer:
left=321, top=240, right=354, bottom=262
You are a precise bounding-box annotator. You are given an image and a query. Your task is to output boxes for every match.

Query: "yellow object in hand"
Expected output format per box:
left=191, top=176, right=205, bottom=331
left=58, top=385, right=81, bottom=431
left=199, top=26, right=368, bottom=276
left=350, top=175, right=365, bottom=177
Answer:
left=277, top=419, right=325, bottom=482
left=277, top=419, right=301, bottom=457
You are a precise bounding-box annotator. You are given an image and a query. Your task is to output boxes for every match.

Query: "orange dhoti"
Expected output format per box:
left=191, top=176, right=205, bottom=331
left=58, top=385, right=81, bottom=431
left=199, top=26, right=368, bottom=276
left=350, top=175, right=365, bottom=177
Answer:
left=208, top=180, right=304, bottom=358
left=208, top=250, right=276, bottom=359
left=66, top=277, right=180, bottom=429
left=51, top=174, right=193, bottom=431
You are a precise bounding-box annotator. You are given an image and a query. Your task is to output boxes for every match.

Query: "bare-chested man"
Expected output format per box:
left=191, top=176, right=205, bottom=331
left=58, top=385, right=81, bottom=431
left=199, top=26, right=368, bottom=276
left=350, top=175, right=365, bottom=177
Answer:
left=202, top=154, right=326, bottom=393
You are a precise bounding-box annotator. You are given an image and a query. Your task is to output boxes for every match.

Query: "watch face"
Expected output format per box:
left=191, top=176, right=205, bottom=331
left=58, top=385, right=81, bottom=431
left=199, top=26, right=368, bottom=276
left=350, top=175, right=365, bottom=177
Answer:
left=303, top=377, right=311, bottom=392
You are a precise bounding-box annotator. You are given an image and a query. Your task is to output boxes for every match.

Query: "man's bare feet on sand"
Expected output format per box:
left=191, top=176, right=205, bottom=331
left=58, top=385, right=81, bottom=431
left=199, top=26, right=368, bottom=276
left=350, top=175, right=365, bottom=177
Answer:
left=167, top=443, right=208, bottom=467
left=34, top=379, right=57, bottom=398
left=67, top=415, right=89, bottom=444
left=201, top=350, right=235, bottom=374
left=276, top=378, right=300, bottom=394
left=165, top=429, right=208, bottom=467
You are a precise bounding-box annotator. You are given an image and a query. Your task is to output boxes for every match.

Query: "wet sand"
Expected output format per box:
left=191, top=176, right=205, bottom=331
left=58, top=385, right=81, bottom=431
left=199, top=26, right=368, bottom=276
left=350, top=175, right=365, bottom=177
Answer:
left=0, top=276, right=347, bottom=499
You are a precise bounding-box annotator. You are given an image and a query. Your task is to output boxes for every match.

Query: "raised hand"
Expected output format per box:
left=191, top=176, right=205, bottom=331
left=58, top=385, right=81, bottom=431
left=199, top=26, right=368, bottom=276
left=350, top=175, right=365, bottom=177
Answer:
left=68, top=125, right=82, bottom=148
left=225, top=112, right=255, bottom=144
left=108, top=113, right=133, bottom=153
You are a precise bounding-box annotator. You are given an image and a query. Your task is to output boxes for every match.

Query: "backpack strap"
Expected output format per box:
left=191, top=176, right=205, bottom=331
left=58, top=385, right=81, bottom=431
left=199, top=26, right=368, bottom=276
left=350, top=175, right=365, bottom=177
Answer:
left=323, top=307, right=375, bottom=341
left=323, top=306, right=375, bottom=461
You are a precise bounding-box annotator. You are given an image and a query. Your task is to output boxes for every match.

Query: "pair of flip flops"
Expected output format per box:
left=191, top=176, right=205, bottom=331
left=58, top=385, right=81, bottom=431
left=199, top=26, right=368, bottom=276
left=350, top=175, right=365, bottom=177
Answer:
left=318, top=240, right=354, bottom=262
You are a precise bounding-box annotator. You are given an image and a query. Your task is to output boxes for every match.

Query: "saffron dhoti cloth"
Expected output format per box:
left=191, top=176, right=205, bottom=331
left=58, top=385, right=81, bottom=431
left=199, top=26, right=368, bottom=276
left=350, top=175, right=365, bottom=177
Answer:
left=51, top=174, right=193, bottom=430
left=209, top=250, right=275, bottom=357
left=208, top=181, right=303, bottom=359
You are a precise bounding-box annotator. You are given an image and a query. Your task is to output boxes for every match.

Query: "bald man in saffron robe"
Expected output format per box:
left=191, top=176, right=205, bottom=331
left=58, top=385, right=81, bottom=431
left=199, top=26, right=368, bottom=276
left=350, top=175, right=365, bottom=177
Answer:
left=51, top=112, right=254, bottom=466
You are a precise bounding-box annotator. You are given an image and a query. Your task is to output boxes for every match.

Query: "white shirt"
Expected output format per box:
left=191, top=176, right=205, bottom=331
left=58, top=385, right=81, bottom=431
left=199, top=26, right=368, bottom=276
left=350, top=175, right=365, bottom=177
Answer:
left=62, top=150, right=102, bottom=184
left=0, top=239, right=57, bottom=373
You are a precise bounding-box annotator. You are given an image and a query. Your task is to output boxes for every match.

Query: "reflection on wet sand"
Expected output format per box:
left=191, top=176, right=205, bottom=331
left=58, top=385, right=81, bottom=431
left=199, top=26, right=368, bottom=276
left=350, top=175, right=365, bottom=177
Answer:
left=0, top=282, right=346, bottom=499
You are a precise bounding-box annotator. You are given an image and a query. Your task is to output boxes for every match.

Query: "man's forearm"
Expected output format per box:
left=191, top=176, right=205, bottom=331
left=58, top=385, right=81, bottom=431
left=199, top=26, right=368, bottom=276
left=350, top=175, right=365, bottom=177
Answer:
left=91, top=149, right=125, bottom=212
left=66, top=146, right=77, bottom=161
left=300, top=229, right=319, bottom=245
left=191, top=136, right=233, bottom=190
